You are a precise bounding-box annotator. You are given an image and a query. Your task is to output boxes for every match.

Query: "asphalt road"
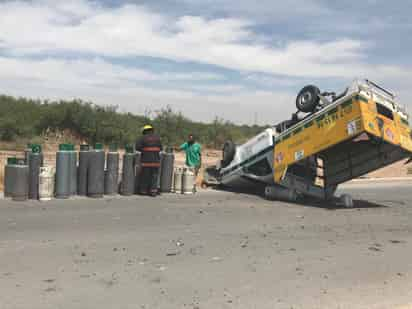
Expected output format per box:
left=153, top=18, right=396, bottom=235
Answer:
left=1, top=181, right=412, bottom=309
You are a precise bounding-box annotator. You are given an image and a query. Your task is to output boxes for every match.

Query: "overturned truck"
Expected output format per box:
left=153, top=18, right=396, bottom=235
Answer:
left=207, top=79, right=412, bottom=207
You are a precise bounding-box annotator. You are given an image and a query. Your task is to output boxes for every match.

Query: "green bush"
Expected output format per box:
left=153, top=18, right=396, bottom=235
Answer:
left=0, top=95, right=266, bottom=148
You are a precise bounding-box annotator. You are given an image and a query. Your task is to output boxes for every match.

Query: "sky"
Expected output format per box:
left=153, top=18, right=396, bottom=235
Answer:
left=0, top=0, right=411, bottom=125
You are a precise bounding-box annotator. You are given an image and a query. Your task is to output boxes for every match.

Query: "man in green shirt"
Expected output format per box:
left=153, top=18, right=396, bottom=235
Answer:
left=180, top=134, right=202, bottom=175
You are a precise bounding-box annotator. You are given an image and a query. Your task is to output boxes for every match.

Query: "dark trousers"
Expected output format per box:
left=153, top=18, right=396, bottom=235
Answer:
left=140, top=167, right=159, bottom=195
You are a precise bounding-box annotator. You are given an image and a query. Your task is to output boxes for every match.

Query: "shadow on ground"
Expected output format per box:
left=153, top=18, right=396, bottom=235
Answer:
left=302, top=198, right=388, bottom=210
left=212, top=184, right=266, bottom=197
left=211, top=185, right=388, bottom=210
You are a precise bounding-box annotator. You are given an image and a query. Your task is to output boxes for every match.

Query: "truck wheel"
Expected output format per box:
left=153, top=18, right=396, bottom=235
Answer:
left=340, top=194, right=354, bottom=208
left=296, top=85, right=320, bottom=113
left=222, top=140, right=236, bottom=167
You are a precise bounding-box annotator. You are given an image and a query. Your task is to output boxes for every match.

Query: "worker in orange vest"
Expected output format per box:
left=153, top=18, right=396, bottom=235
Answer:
left=135, top=125, right=163, bottom=196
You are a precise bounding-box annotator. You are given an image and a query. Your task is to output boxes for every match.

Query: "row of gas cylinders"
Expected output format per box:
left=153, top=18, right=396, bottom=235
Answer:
left=173, top=167, right=196, bottom=194
left=4, top=144, right=197, bottom=201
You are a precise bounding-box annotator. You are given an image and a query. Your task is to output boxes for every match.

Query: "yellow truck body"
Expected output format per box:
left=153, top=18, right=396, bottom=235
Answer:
left=274, top=91, right=412, bottom=185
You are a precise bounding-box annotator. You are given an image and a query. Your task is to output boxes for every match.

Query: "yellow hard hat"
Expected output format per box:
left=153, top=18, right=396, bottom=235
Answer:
left=142, top=124, right=153, bottom=132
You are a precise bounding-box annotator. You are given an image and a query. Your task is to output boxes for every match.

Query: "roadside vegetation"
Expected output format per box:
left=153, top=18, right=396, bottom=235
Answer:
left=0, top=95, right=265, bottom=149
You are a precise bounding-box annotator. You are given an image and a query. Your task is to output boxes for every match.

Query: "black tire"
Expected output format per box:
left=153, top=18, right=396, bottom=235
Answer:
left=296, top=85, right=320, bottom=113
left=221, top=140, right=236, bottom=167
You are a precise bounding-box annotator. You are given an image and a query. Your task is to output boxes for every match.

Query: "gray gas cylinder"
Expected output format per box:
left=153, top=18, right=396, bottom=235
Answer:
left=28, top=144, right=44, bottom=167
left=160, top=148, right=175, bottom=193
left=55, top=144, right=71, bottom=199
left=134, top=151, right=141, bottom=194
left=121, top=152, right=135, bottom=196
left=24, top=143, right=32, bottom=165
left=69, top=145, right=78, bottom=196
left=11, top=164, right=29, bottom=201
left=4, top=157, right=17, bottom=198
left=156, top=152, right=163, bottom=191
left=4, top=165, right=12, bottom=198
left=105, top=151, right=119, bottom=195
left=87, top=144, right=105, bottom=198
left=77, top=144, right=90, bottom=196
left=28, top=152, right=42, bottom=200
left=264, top=185, right=297, bottom=202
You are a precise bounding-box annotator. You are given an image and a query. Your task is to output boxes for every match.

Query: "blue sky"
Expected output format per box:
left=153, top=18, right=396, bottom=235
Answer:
left=0, top=0, right=411, bottom=124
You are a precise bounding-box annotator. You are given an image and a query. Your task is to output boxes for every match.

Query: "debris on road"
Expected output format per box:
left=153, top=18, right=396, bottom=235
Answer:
left=189, top=246, right=203, bottom=255
left=368, top=246, right=382, bottom=252
left=43, top=279, right=55, bottom=283
left=44, top=287, right=57, bottom=293
left=166, top=251, right=180, bottom=256
left=210, top=256, right=223, bottom=262
left=389, top=240, right=406, bottom=244
left=175, top=239, right=184, bottom=247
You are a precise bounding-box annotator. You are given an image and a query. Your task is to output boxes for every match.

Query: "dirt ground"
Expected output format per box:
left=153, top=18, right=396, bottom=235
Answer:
left=2, top=181, right=412, bottom=308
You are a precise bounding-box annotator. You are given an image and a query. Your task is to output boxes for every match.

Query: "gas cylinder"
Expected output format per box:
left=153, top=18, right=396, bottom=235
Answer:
left=134, top=151, right=141, bottom=194
left=173, top=167, right=183, bottom=194
left=160, top=148, right=175, bottom=193
left=24, top=143, right=32, bottom=165
left=55, top=144, right=71, bottom=199
left=87, top=143, right=105, bottom=198
left=105, top=149, right=119, bottom=195
left=264, top=185, right=297, bottom=202
left=69, top=144, right=78, bottom=196
left=78, top=144, right=90, bottom=196
left=4, top=157, right=17, bottom=198
left=28, top=150, right=42, bottom=200
left=182, top=167, right=196, bottom=194
left=121, top=151, right=135, bottom=196
left=39, top=166, right=55, bottom=201
left=11, top=163, right=29, bottom=201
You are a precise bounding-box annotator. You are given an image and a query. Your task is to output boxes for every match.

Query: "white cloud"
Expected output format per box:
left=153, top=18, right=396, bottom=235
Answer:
left=186, top=84, right=247, bottom=93
left=244, top=73, right=300, bottom=87
left=0, top=0, right=406, bottom=79
left=0, top=55, right=294, bottom=124
left=0, top=56, right=223, bottom=86
left=0, top=0, right=411, bottom=124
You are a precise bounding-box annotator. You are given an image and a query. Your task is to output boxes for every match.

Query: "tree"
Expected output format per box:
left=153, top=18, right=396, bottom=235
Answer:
left=0, top=95, right=267, bottom=148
